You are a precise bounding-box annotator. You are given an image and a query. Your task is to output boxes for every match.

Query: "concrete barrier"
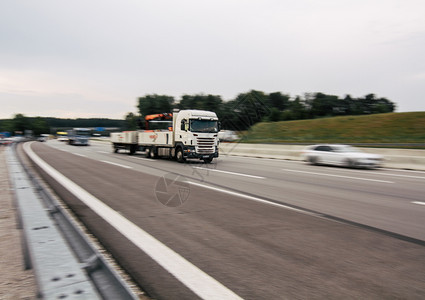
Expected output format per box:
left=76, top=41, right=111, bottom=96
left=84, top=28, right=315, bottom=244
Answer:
left=219, top=143, right=425, bottom=171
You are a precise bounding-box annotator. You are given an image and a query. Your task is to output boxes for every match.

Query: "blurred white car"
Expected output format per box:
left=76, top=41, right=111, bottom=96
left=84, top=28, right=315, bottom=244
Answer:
left=301, top=144, right=383, bottom=168
left=57, top=136, right=68, bottom=142
left=218, top=130, right=239, bottom=142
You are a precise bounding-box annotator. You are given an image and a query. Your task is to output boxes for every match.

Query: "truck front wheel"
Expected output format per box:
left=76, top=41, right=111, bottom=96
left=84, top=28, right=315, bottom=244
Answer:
left=176, top=148, right=185, bottom=163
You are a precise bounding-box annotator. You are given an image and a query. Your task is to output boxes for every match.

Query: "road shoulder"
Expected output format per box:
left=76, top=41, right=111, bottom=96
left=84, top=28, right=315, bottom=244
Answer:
left=0, top=146, right=36, bottom=299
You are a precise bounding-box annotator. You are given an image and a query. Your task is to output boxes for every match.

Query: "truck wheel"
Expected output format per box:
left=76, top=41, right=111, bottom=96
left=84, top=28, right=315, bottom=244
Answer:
left=129, top=145, right=136, bottom=155
left=176, top=148, right=185, bottom=163
left=148, top=147, right=157, bottom=159
left=113, top=147, right=118, bottom=153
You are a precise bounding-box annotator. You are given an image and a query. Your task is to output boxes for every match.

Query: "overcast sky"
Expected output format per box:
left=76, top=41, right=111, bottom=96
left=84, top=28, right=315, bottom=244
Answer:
left=1, top=0, right=424, bottom=119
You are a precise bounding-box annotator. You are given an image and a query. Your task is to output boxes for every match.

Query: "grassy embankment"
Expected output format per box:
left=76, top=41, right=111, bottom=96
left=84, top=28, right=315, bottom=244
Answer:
left=241, top=112, right=425, bottom=147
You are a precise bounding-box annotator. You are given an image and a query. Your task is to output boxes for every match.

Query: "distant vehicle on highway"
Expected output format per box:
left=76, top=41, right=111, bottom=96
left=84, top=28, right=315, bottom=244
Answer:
left=67, top=128, right=91, bottom=146
left=56, top=131, right=68, bottom=142
left=218, top=130, right=239, bottom=142
left=302, top=144, right=383, bottom=168
left=37, top=134, right=50, bottom=142
left=0, top=137, right=13, bottom=145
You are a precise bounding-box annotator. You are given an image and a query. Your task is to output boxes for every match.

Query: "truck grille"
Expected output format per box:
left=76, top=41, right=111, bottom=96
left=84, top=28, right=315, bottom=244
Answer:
left=196, top=137, right=215, bottom=154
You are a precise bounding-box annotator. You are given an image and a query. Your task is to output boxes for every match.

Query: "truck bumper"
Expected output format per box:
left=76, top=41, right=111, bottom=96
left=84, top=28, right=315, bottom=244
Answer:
left=184, top=146, right=218, bottom=159
left=186, top=152, right=219, bottom=159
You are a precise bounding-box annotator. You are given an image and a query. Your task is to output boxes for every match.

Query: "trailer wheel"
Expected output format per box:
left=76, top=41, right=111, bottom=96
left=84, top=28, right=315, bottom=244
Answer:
left=176, top=148, right=185, bottom=163
left=148, top=147, right=157, bottom=159
left=129, top=145, right=136, bottom=155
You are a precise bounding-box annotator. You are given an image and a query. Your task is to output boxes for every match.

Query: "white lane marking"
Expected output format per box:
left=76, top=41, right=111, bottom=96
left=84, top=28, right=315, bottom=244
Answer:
left=24, top=142, right=242, bottom=300
left=193, top=167, right=265, bottom=179
left=96, top=151, right=109, bottom=154
left=100, top=160, right=133, bottom=169
left=412, top=201, right=425, bottom=206
left=382, top=168, right=425, bottom=175
left=281, top=169, right=394, bottom=184
left=188, top=181, right=319, bottom=216
left=73, top=153, right=87, bottom=157
left=224, top=155, right=300, bottom=163
left=130, top=156, right=157, bottom=162
left=338, top=169, right=425, bottom=180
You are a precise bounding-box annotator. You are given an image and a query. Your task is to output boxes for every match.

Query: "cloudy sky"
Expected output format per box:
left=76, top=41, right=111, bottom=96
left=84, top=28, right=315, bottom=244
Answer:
left=1, top=0, right=424, bottom=119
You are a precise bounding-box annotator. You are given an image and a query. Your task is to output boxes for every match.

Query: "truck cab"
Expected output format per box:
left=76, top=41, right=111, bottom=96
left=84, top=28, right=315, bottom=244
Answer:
left=173, top=110, right=220, bottom=162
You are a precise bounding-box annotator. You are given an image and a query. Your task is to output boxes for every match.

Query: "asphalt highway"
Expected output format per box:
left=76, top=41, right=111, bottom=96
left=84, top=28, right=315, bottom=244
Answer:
left=24, top=140, right=425, bottom=299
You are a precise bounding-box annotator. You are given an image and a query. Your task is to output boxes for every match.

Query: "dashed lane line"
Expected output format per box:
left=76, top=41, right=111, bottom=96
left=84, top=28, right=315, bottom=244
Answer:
left=192, top=167, right=265, bottom=179
left=281, top=168, right=394, bottom=184
left=100, top=160, right=133, bottom=169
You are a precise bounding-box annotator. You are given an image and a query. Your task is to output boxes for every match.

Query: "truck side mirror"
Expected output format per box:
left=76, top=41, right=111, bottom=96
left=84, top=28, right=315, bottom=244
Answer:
left=181, top=120, right=186, bottom=131
left=218, top=122, right=221, bottom=132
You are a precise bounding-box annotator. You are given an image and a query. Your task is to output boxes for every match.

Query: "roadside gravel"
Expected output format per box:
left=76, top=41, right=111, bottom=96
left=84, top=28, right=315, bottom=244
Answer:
left=0, top=146, right=36, bottom=299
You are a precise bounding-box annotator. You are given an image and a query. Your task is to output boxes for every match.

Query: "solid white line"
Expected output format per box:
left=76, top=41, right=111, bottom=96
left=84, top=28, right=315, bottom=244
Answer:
left=100, top=160, right=133, bottom=169
left=412, top=201, right=425, bottom=206
left=73, top=153, right=87, bottom=157
left=24, top=143, right=241, bottom=300
left=96, top=151, right=109, bottom=154
left=281, top=168, right=394, bottom=183
left=193, top=167, right=265, bottom=179
left=187, top=181, right=319, bottom=216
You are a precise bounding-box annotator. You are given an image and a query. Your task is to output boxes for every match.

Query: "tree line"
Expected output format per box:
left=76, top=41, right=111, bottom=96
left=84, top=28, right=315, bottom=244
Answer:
left=131, top=90, right=396, bottom=131
left=0, top=114, right=125, bottom=136
left=1, top=91, right=396, bottom=135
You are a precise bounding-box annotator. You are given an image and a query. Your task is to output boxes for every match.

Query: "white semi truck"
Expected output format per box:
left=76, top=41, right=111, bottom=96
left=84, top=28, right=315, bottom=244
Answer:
left=110, top=110, right=220, bottom=163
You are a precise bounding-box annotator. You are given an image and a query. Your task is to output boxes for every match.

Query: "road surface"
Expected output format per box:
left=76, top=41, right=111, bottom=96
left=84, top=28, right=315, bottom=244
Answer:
left=23, top=140, right=425, bottom=299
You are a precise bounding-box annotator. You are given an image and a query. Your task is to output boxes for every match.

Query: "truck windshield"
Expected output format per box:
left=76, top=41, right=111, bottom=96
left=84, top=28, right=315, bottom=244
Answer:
left=190, top=120, right=218, bottom=133
left=76, top=130, right=90, bottom=136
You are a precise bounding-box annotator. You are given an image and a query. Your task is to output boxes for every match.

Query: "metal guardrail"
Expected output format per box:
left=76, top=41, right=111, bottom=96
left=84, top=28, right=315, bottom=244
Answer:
left=7, top=143, right=139, bottom=300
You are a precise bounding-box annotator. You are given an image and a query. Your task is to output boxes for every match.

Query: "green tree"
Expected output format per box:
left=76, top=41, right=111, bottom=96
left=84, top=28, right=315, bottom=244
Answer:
left=31, top=117, right=49, bottom=136
left=268, top=108, right=282, bottom=122
left=12, top=114, right=30, bottom=133
left=0, top=119, right=13, bottom=133
left=124, top=112, right=140, bottom=130
left=268, top=92, right=290, bottom=111
left=221, top=90, right=271, bottom=130
left=137, top=94, right=175, bottom=116
left=310, top=92, right=339, bottom=117
left=289, top=96, right=308, bottom=120
left=176, top=94, right=223, bottom=115
left=374, top=97, right=396, bottom=113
